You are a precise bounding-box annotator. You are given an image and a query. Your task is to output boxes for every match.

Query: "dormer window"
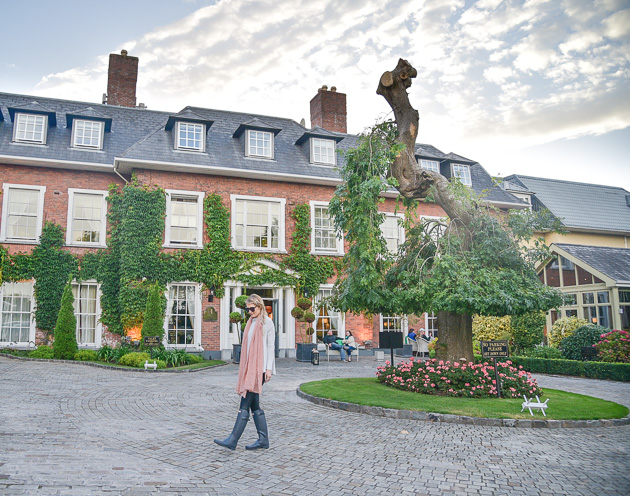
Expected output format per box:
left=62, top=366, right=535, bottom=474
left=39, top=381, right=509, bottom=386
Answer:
left=72, top=120, right=104, bottom=149
left=452, top=164, right=472, bottom=186
left=311, top=138, right=335, bottom=165
left=14, top=113, right=47, bottom=144
left=176, top=122, right=204, bottom=152
left=419, top=159, right=439, bottom=173
left=247, top=130, right=273, bottom=159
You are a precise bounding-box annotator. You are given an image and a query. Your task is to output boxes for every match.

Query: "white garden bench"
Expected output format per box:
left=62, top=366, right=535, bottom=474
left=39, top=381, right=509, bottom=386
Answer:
left=144, top=360, right=158, bottom=370
left=521, top=395, right=549, bottom=416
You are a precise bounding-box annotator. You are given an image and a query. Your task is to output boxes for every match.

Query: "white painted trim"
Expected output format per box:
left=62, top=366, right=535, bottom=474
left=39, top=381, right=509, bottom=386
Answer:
left=0, top=154, right=114, bottom=172
left=164, top=189, right=205, bottom=249
left=13, top=113, right=47, bottom=144
left=0, top=183, right=46, bottom=243
left=451, top=163, right=472, bottom=187
left=71, top=120, right=104, bottom=150
left=380, top=211, right=406, bottom=254
left=163, top=282, right=204, bottom=351
left=71, top=279, right=103, bottom=348
left=66, top=188, right=109, bottom=247
left=0, top=280, right=36, bottom=347
left=230, top=194, right=286, bottom=253
left=309, top=200, right=344, bottom=255
left=310, top=137, right=336, bottom=166
left=246, top=129, right=274, bottom=159
left=175, top=122, right=206, bottom=152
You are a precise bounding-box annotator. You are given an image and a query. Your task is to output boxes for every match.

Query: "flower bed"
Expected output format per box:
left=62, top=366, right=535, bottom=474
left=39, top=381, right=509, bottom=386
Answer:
left=595, top=330, right=630, bottom=363
left=376, top=358, right=542, bottom=398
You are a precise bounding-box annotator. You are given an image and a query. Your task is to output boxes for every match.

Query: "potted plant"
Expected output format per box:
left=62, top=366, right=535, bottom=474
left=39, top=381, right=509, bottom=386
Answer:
left=231, top=295, right=248, bottom=363
left=294, top=297, right=317, bottom=362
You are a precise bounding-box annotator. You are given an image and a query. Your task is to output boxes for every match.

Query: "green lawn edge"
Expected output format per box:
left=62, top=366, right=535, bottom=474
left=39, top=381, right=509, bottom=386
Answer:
left=300, top=377, right=629, bottom=421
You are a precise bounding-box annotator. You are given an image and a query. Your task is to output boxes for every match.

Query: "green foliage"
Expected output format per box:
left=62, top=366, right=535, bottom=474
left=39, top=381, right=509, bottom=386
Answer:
left=595, top=330, right=630, bottom=363
left=303, top=311, right=315, bottom=323
left=510, top=310, right=545, bottom=353
left=141, top=284, right=165, bottom=348
left=521, top=346, right=562, bottom=359
left=97, top=344, right=134, bottom=363
left=291, top=306, right=304, bottom=319
left=53, top=281, right=78, bottom=360
left=229, top=312, right=243, bottom=323
left=74, top=349, right=99, bottom=361
left=511, top=356, right=630, bottom=381
left=560, top=325, right=609, bottom=361
left=548, top=316, right=589, bottom=348
left=152, top=348, right=197, bottom=367
left=296, top=296, right=312, bottom=310
left=29, top=345, right=54, bottom=359
left=118, top=352, right=151, bottom=367
left=234, top=295, right=248, bottom=309
left=472, top=315, right=511, bottom=341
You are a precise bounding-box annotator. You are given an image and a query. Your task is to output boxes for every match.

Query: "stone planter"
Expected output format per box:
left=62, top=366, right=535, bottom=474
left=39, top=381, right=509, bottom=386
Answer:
left=296, top=343, right=316, bottom=362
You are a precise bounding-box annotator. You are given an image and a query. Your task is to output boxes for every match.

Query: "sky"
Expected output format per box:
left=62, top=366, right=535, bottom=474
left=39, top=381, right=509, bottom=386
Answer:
left=2, top=0, right=629, bottom=189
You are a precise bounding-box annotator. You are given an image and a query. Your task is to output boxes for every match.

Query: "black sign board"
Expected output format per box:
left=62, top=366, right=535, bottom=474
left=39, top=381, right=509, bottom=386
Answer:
left=581, top=346, right=598, bottom=360
left=480, top=340, right=509, bottom=359
left=143, top=336, right=161, bottom=347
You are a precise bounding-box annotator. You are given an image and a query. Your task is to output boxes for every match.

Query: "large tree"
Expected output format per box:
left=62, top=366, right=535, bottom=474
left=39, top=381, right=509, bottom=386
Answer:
left=329, top=59, right=563, bottom=362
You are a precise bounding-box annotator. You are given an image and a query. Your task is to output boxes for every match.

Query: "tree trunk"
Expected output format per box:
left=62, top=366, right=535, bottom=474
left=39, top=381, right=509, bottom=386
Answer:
left=436, top=311, right=473, bottom=362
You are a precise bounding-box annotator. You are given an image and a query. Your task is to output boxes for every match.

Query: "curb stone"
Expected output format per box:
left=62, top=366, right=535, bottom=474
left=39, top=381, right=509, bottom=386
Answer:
left=296, top=384, right=630, bottom=429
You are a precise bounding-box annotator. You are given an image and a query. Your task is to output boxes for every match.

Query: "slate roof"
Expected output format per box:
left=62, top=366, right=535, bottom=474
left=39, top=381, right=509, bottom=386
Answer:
left=554, top=243, right=630, bottom=284
left=0, top=91, right=523, bottom=206
left=505, top=175, right=630, bottom=233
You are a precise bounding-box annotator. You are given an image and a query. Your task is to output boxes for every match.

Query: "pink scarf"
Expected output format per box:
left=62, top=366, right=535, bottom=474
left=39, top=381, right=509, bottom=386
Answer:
left=236, top=316, right=264, bottom=397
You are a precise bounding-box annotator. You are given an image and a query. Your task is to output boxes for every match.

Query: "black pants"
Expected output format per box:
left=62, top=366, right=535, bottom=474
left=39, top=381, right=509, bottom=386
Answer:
left=239, top=374, right=265, bottom=413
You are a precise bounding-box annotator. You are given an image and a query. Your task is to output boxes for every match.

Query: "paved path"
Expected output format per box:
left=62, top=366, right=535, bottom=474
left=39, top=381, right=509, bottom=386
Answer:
left=0, top=356, right=629, bottom=496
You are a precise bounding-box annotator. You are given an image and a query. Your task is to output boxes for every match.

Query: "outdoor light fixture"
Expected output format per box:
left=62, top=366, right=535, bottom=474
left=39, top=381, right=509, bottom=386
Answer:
left=208, top=286, right=216, bottom=302
left=311, top=348, right=320, bottom=365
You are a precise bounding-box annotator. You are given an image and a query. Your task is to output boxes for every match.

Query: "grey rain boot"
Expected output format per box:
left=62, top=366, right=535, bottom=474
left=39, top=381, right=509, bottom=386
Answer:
left=214, top=410, right=249, bottom=450
left=245, top=410, right=269, bottom=450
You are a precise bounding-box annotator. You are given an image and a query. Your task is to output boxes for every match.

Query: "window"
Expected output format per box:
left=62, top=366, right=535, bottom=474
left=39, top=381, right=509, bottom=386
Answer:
left=247, top=130, right=273, bottom=159
left=72, top=282, right=100, bottom=346
left=452, top=164, right=472, bottom=186
left=311, top=138, right=335, bottom=165
left=313, top=287, right=342, bottom=342
left=14, top=113, right=47, bottom=144
left=67, top=189, right=108, bottom=246
left=419, top=159, right=439, bottom=173
left=231, top=195, right=286, bottom=252
left=165, top=190, right=204, bottom=248
left=0, top=184, right=46, bottom=243
left=176, top=122, right=204, bottom=151
left=0, top=282, right=35, bottom=345
left=582, top=291, right=612, bottom=328
left=426, top=312, right=438, bottom=339
left=381, top=314, right=403, bottom=332
left=380, top=213, right=404, bottom=254
left=166, top=283, right=200, bottom=346
left=72, top=120, right=103, bottom=149
left=310, top=202, right=343, bottom=255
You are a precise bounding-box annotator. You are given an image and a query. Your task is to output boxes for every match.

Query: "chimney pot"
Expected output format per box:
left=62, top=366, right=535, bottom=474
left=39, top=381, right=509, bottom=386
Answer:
left=331, top=86, right=337, bottom=92
left=121, top=49, right=128, bottom=56
left=321, top=85, right=328, bottom=91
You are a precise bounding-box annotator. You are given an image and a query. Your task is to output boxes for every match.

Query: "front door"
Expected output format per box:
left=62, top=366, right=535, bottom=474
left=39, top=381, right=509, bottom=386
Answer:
left=245, top=288, right=279, bottom=357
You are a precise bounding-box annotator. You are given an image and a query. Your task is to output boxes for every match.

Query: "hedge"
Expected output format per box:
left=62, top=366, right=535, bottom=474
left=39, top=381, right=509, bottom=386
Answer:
left=510, top=356, right=630, bottom=382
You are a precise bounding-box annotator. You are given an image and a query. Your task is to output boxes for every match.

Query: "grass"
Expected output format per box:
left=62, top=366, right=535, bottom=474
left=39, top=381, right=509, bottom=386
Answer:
left=300, top=378, right=629, bottom=420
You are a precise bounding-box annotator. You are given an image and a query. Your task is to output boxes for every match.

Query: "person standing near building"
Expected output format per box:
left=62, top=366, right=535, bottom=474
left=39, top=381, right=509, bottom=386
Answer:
left=214, top=294, right=275, bottom=450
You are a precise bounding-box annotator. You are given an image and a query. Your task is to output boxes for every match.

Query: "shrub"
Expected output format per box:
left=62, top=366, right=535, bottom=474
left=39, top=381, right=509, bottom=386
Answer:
left=548, top=316, right=589, bottom=348
left=521, top=346, right=562, bottom=359
left=53, top=282, right=78, bottom=360
left=185, top=353, right=203, bottom=364
left=74, top=350, right=98, bottom=361
left=510, top=310, right=545, bottom=353
left=118, top=352, right=151, bottom=367
left=472, top=315, right=511, bottom=341
left=141, top=284, right=164, bottom=349
left=595, top=330, right=630, bottom=363
left=560, top=325, right=609, bottom=361
left=153, top=348, right=192, bottom=367
left=234, top=295, right=248, bottom=309
left=510, top=356, right=630, bottom=381
left=29, top=345, right=54, bottom=359
left=154, top=359, right=167, bottom=369
left=376, top=358, right=542, bottom=398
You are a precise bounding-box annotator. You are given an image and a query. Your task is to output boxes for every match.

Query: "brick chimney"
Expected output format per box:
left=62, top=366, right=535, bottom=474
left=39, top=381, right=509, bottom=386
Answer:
left=310, top=85, right=347, bottom=133
left=106, top=50, right=138, bottom=107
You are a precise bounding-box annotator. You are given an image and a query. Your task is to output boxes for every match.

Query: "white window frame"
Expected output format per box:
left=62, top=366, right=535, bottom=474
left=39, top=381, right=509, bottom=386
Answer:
left=0, top=184, right=46, bottom=243
left=72, top=120, right=104, bottom=150
left=13, top=113, right=47, bottom=144
left=66, top=189, right=108, bottom=248
left=452, top=164, right=472, bottom=186
left=230, top=194, right=286, bottom=253
left=246, top=130, right=274, bottom=159
left=164, top=282, right=203, bottom=350
left=0, top=281, right=36, bottom=348
left=310, top=201, right=344, bottom=255
left=164, top=190, right=205, bottom=249
left=380, top=314, right=405, bottom=333
left=313, top=285, right=344, bottom=343
left=311, top=138, right=336, bottom=165
left=175, top=122, right=205, bottom=152
left=380, top=212, right=405, bottom=255
left=71, top=280, right=102, bottom=348
left=419, top=159, right=439, bottom=173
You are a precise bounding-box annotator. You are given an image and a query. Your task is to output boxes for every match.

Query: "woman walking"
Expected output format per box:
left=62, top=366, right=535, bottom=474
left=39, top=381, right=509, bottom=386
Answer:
left=214, top=294, right=276, bottom=450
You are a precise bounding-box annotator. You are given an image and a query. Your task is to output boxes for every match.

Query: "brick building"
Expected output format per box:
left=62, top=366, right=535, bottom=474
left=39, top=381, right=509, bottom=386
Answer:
left=0, top=51, right=526, bottom=359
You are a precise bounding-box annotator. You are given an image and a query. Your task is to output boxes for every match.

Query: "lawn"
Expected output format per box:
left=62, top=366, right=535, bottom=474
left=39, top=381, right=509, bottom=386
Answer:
left=300, top=377, right=629, bottom=420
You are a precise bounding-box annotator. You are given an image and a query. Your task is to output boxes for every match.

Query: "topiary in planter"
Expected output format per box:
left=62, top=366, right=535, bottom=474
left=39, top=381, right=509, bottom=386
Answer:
left=303, top=311, right=315, bottom=323
left=291, top=306, right=305, bottom=319
left=306, top=327, right=315, bottom=336
left=235, top=295, right=248, bottom=309
left=229, top=312, right=243, bottom=324
left=296, top=297, right=312, bottom=311
left=560, top=325, right=609, bottom=361
left=53, top=281, right=78, bottom=360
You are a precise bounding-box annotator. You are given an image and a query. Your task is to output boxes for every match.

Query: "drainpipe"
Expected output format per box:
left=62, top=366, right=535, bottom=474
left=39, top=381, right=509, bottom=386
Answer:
left=113, top=158, right=129, bottom=184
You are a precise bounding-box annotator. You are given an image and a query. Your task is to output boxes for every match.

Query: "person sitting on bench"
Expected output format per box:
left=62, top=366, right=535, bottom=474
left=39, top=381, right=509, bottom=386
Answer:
left=323, top=330, right=346, bottom=361
left=343, top=331, right=358, bottom=362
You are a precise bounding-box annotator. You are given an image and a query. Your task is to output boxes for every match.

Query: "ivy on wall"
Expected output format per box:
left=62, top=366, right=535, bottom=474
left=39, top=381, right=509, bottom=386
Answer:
left=0, top=181, right=338, bottom=338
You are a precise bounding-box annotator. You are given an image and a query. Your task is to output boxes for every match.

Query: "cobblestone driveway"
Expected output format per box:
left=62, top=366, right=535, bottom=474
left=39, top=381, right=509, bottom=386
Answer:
left=1, top=356, right=629, bottom=496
